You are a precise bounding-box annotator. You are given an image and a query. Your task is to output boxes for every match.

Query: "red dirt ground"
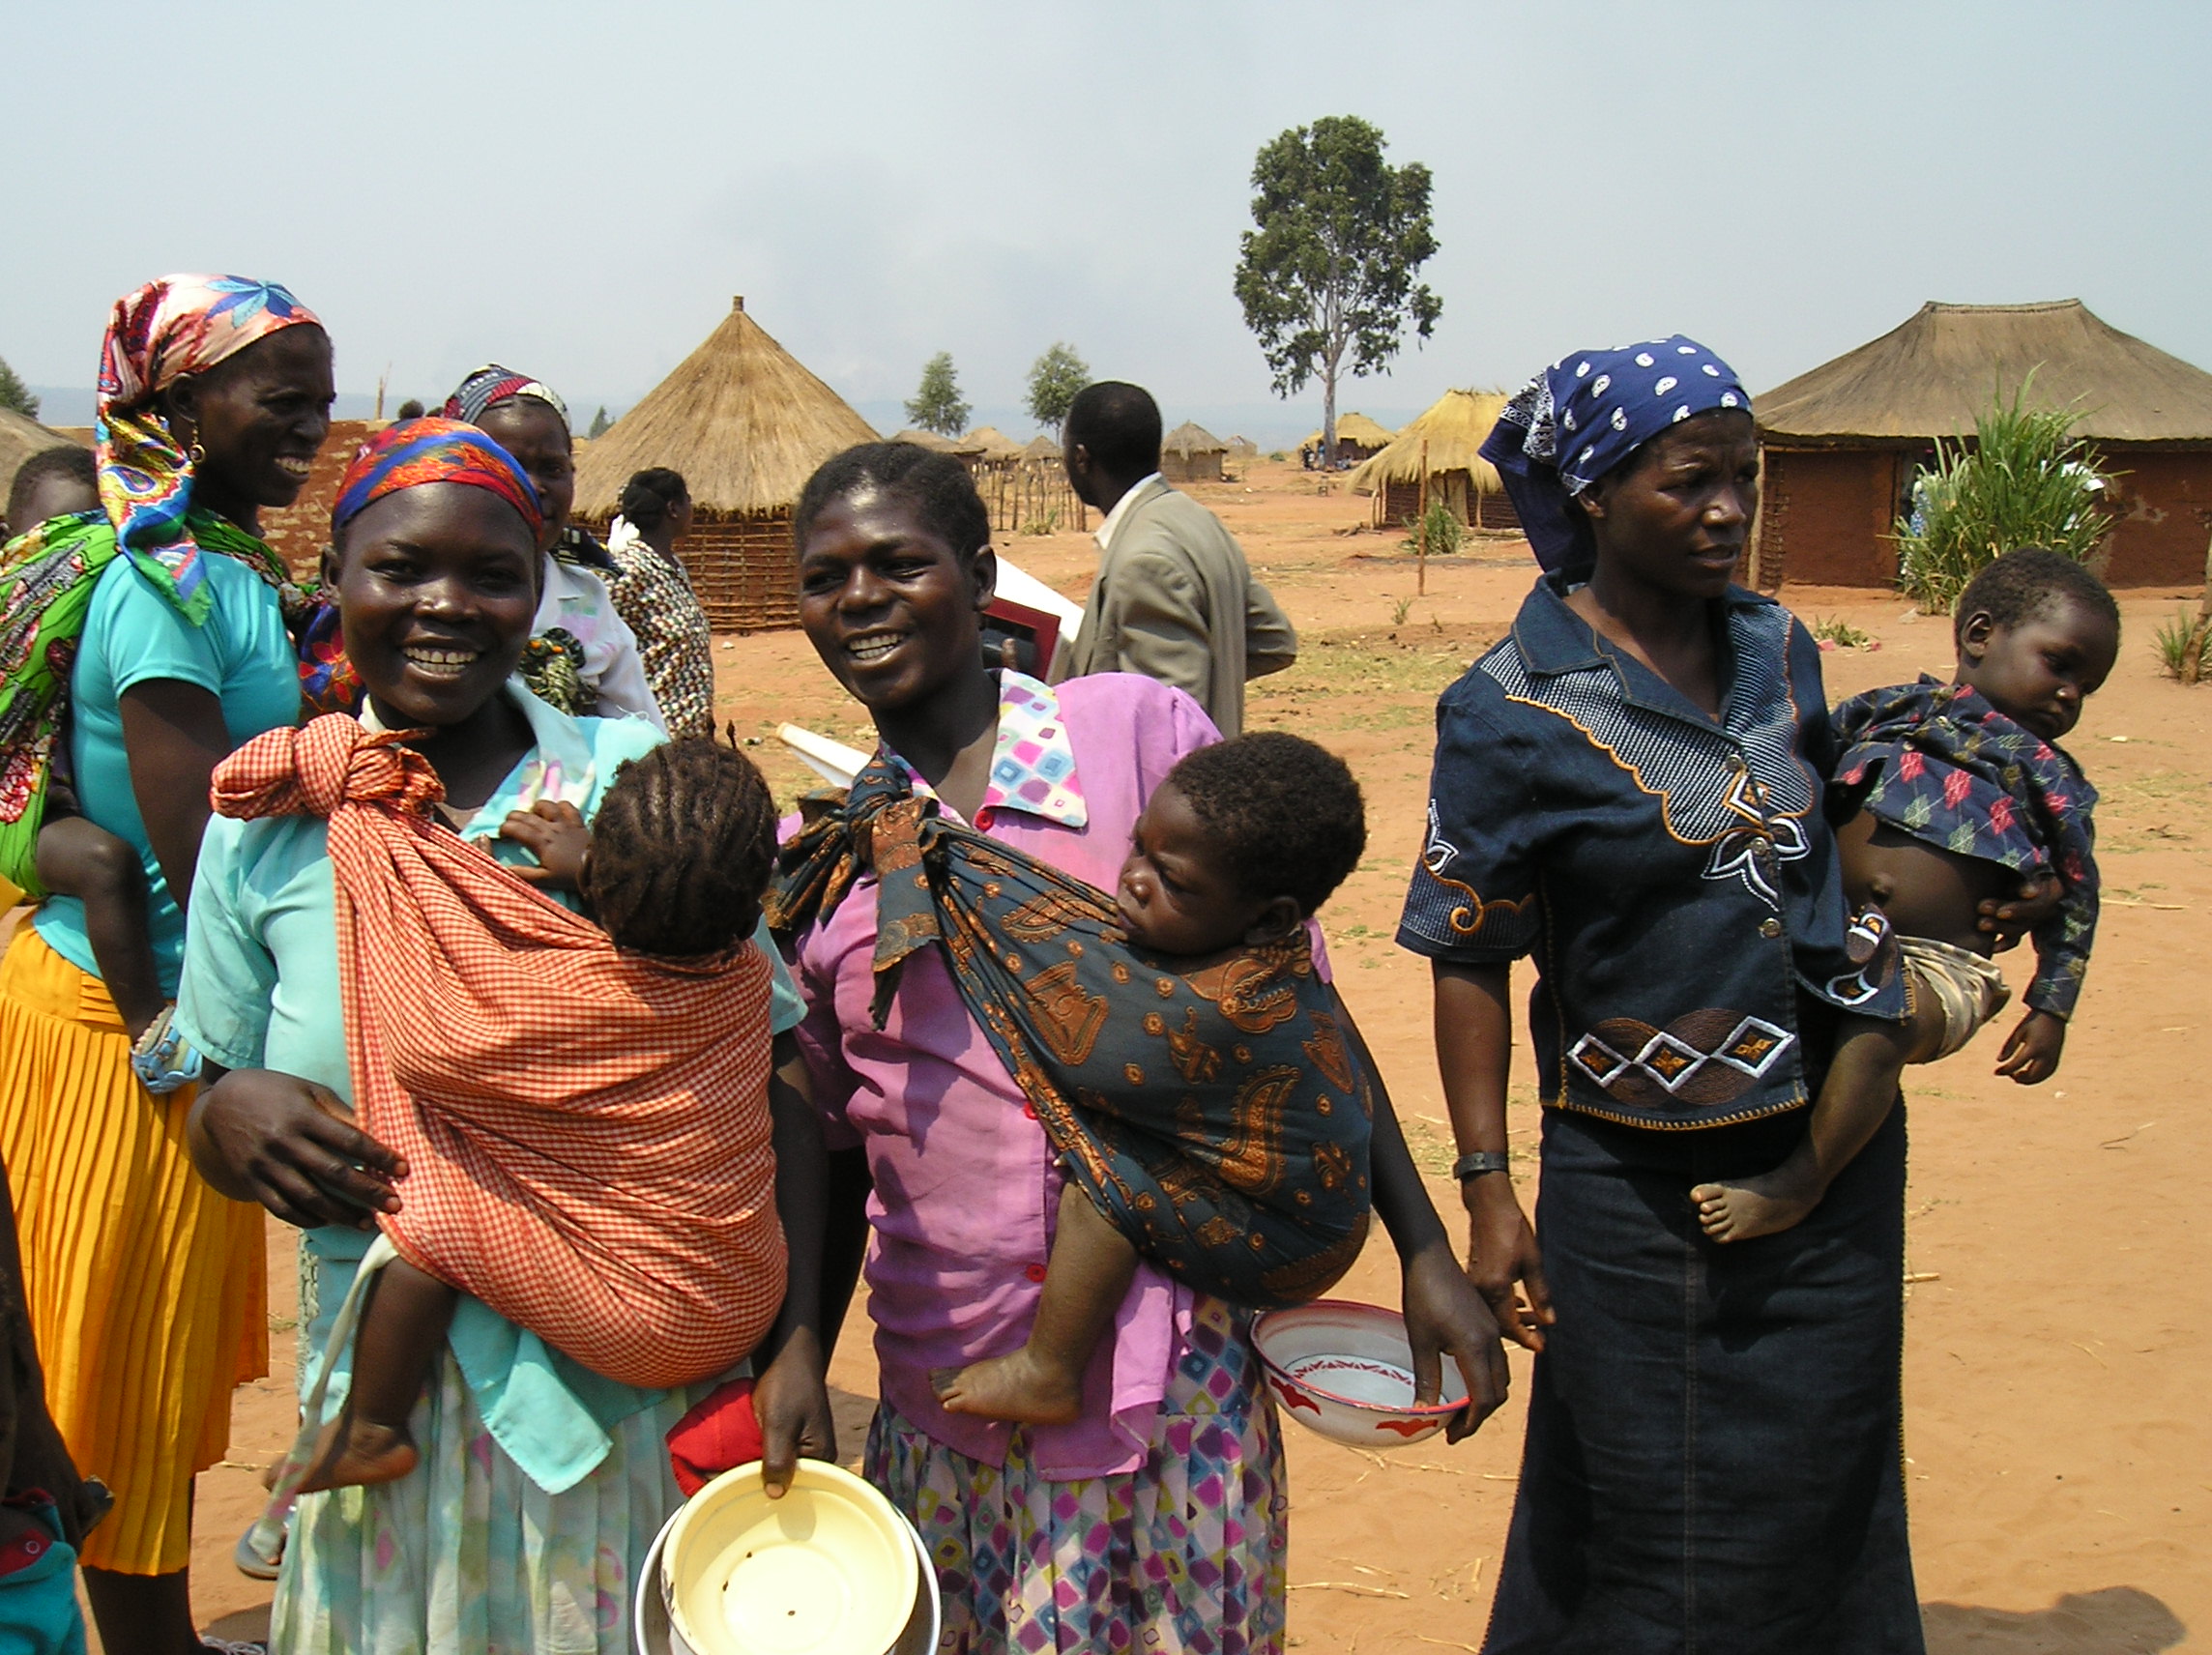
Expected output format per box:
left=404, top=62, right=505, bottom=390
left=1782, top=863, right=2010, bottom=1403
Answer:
left=173, top=461, right=2207, bottom=1653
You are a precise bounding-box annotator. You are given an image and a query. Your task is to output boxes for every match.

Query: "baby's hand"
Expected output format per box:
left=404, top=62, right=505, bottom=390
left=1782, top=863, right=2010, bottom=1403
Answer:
left=1977, top=875, right=2063, bottom=952
left=1994, top=1007, right=2065, bottom=1085
left=500, top=799, right=590, bottom=891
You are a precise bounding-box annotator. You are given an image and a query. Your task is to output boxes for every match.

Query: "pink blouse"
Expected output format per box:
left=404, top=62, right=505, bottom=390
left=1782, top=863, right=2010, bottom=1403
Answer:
left=791, top=672, right=1223, bottom=1476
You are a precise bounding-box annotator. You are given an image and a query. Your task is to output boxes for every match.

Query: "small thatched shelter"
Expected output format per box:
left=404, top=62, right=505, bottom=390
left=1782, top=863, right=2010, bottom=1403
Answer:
left=1023, top=433, right=1061, bottom=461
left=0, top=408, right=89, bottom=518
left=891, top=428, right=986, bottom=460
left=1301, top=411, right=1395, bottom=465
left=1754, top=300, right=2212, bottom=588
left=1160, top=421, right=1228, bottom=483
left=1348, top=391, right=1517, bottom=531
left=573, top=296, right=878, bottom=630
left=960, top=426, right=1026, bottom=463
left=1227, top=435, right=1260, bottom=460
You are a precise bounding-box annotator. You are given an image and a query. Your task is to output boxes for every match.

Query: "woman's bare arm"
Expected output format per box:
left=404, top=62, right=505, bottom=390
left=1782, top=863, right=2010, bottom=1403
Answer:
left=1434, top=962, right=1554, bottom=1350
left=1334, top=989, right=1509, bottom=1437
left=753, top=1032, right=837, bottom=1495
left=119, top=679, right=232, bottom=919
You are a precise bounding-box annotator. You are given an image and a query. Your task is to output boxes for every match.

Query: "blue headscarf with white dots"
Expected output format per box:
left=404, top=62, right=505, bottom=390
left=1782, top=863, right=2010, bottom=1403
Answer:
left=1479, top=335, right=1750, bottom=580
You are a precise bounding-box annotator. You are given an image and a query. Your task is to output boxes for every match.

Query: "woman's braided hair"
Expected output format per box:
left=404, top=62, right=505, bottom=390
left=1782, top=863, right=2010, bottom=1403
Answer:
left=583, top=736, right=778, bottom=958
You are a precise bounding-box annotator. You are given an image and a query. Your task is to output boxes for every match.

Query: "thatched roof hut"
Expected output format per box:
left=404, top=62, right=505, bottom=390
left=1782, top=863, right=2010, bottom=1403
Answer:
left=1227, top=435, right=1260, bottom=460
left=1752, top=299, right=2212, bottom=587
left=572, top=296, right=877, bottom=629
left=1301, top=411, right=1395, bottom=464
left=0, top=408, right=89, bottom=516
left=957, top=426, right=1026, bottom=463
left=890, top=428, right=986, bottom=458
left=1347, top=391, right=1518, bottom=531
left=1160, top=421, right=1227, bottom=483
left=1023, top=433, right=1061, bottom=460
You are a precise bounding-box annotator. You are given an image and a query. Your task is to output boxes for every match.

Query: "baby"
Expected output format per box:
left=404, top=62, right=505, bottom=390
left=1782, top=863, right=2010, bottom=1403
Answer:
left=4, top=449, right=183, bottom=1081
left=296, top=736, right=783, bottom=1492
left=1695, top=548, right=2116, bottom=1241
left=935, top=729, right=1372, bottom=1426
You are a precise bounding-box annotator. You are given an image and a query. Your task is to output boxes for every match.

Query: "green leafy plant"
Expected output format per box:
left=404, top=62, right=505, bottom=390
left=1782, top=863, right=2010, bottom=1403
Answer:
left=2153, top=611, right=2210, bottom=682
left=0, top=355, right=38, bottom=421
left=1020, top=508, right=1061, bottom=537
left=1810, top=616, right=1874, bottom=650
left=1267, top=450, right=1287, bottom=462
left=1893, top=382, right=2113, bottom=613
left=905, top=351, right=971, bottom=437
left=1234, top=115, right=1440, bottom=463
left=1390, top=595, right=1414, bottom=625
left=1398, top=498, right=1462, bottom=559
left=1025, top=343, right=1090, bottom=439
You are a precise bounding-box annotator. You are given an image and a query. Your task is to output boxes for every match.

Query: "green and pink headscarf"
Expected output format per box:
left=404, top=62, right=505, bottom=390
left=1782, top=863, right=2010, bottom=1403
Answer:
left=95, top=274, right=323, bottom=623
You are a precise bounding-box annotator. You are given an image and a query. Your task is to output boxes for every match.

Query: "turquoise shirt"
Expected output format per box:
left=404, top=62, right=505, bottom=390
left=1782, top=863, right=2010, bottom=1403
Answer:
left=36, top=551, right=301, bottom=996
left=175, top=684, right=803, bottom=1493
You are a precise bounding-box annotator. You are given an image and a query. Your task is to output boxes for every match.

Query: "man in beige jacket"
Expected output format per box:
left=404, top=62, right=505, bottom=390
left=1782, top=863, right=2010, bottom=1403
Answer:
left=1052, top=382, right=1296, bottom=735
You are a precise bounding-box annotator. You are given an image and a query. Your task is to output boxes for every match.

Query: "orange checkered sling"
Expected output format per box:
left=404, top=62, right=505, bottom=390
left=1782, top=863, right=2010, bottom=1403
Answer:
left=211, top=715, right=786, bottom=1388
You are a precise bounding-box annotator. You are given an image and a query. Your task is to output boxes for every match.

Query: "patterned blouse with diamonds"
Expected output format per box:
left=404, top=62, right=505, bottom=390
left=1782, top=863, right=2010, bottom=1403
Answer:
left=1396, top=575, right=1906, bottom=1131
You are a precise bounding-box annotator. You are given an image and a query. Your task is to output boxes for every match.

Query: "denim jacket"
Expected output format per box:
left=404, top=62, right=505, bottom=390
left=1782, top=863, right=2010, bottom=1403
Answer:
left=1397, top=577, right=1906, bottom=1131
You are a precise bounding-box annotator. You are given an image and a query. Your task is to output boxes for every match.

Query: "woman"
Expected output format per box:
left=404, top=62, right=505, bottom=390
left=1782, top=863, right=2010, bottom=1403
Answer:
left=776, top=442, right=1503, bottom=1655
left=1400, top=339, right=1967, bottom=1650
left=605, top=467, right=715, bottom=739
left=177, top=420, right=832, bottom=1654
left=441, top=365, right=663, bottom=728
left=0, top=274, right=331, bottom=1655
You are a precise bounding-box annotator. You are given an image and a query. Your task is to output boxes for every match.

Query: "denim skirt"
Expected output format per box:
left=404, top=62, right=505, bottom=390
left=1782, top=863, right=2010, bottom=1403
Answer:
left=1484, top=1105, right=1924, bottom=1655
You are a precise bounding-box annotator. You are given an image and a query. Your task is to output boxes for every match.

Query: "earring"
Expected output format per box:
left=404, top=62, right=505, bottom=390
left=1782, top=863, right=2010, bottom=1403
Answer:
left=188, top=442, right=207, bottom=466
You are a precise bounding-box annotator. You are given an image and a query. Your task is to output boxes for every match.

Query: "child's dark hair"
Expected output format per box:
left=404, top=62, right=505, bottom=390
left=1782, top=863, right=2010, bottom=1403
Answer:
left=1165, top=731, right=1366, bottom=917
left=619, top=467, right=688, bottom=531
left=585, top=738, right=777, bottom=957
left=792, top=443, right=991, bottom=565
left=7, top=446, right=99, bottom=525
left=1954, top=547, right=2118, bottom=642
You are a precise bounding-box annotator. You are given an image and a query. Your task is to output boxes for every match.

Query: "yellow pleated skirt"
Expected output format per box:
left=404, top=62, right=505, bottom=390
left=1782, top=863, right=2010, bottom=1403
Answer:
left=0, top=926, right=266, bottom=1575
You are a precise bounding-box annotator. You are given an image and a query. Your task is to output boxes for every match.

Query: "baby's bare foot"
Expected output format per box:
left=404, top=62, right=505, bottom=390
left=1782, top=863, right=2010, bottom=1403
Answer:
left=932, top=1350, right=1085, bottom=1426
left=1691, top=1171, right=1822, bottom=1243
left=287, top=1415, right=420, bottom=1495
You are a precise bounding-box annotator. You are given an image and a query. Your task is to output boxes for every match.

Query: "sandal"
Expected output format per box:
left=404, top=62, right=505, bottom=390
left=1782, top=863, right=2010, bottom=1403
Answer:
left=130, top=1004, right=204, bottom=1094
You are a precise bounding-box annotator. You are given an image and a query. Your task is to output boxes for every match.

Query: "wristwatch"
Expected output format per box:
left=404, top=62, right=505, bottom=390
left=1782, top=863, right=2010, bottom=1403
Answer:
left=1451, top=1150, right=1511, bottom=1181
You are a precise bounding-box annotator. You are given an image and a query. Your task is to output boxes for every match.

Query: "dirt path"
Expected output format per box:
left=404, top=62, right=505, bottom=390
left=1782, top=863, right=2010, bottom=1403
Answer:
left=177, top=462, right=2207, bottom=1652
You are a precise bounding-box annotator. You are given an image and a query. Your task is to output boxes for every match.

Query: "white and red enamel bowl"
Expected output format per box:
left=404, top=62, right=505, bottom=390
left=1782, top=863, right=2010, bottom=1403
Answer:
left=1252, top=1299, right=1470, bottom=1448
left=636, top=1461, right=940, bottom=1655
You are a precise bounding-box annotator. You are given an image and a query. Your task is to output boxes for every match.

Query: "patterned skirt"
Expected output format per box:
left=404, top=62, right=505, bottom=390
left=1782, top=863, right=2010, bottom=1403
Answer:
left=866, top=1296, right=1287, bottom=1655
left=272, top=1248, right=691, bottom=1655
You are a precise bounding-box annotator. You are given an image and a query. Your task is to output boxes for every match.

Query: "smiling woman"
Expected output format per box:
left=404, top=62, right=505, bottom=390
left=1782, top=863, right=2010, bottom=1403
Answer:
left=775, top=441, right=1500, bottom=1655
left=176, top=418, right=828, bottom=1655
left=0, top=274, right=331, bottom=1655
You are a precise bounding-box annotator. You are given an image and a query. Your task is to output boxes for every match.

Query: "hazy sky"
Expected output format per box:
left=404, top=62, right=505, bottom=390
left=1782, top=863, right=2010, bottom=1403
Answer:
left=6, top=1, right=2206, bottom=440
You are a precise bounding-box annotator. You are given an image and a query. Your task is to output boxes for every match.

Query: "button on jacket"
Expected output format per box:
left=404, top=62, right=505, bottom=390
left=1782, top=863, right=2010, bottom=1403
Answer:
left=1397, top=576, right=1905, bottom=1131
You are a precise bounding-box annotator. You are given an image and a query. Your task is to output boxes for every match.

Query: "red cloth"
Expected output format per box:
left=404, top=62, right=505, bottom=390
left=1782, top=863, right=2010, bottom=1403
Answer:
left=665, top=1379, right=765, bottom=1496
left=213, top=715, right=786, bottom=1387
